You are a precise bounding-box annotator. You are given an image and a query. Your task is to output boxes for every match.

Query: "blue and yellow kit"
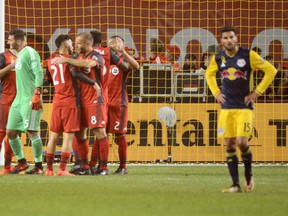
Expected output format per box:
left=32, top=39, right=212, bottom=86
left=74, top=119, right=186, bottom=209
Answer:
left=206, top=47, right=277, bottom=109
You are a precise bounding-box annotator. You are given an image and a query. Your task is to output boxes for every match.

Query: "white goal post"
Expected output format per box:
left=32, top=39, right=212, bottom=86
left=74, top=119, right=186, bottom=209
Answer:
left=0, top=0, right=5, bottom=53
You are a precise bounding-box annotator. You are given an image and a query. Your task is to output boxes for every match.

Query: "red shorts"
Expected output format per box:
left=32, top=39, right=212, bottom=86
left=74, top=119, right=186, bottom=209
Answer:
left=0, top=104, right=11, bottom=132
left=50, top=107, right=81, bottom=133
left=81, top=104, right=107, bottom=129
left=107, top=105, right=128, bottom=134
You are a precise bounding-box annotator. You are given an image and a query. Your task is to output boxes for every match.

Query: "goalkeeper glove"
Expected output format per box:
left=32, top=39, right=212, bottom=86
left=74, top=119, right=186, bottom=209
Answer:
left=31, top=88, right=42, bottom=110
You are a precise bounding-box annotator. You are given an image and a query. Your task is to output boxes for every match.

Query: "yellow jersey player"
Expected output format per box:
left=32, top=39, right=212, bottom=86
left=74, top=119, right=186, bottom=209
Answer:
left=206, top=25, right=277, bottom=193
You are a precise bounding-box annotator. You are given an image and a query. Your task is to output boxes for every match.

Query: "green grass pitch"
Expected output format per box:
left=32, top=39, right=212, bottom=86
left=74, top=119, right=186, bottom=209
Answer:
left=0, top=165, right=287, bottom=216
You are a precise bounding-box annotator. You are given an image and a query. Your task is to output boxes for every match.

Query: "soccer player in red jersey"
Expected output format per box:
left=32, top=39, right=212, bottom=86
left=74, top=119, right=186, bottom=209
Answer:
left=0, top=47, right=17, bottom=174
left=105, top=36, right=140, bottom=174
left=88, top=30, right=131, bottom=174
left=45, top=34, right=100, bottom=176
left=54, top=32, right=127, bottom=175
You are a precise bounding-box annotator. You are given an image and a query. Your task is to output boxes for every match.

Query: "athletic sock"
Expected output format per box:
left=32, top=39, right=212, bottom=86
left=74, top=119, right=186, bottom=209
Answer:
left=59, top=152, right=70, bottom=171
left=99, top=137, right=109, bottom=171
left=226, top=149, right=239, bottom=185
left=77, top=139, right=89, bottom=168
left=0, top=132, right=5, bottom=151
left=72, top=136, right=81, bottom=164
left=9, top=136, right=25, bottom=160
left=241, top=146, right=253, bottom=183
left=89, top=139, right=100, bottom=168
left=116, top=134, right=127, bottom=169
left=46, top=153, right=54, bottom=171
left=30, top=135, right=43, bottom=163
left=18, top=158, right=27, bottom=164
left=4, top=137, right=13, bottom=167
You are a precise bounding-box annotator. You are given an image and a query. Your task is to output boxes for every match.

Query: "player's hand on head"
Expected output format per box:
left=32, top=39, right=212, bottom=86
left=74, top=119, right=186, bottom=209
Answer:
left=30, top=88, right=42, bottom=110
left=112, top=37, right=125, bottom=52
left=216, top=93, right=226, bottom=104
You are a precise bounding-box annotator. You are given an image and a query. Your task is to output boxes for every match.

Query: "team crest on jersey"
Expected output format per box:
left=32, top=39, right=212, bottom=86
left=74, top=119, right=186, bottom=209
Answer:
left=92, top=55, right=98, bottom=61
left=221, top=56, right=226, bottom=67
left=218, top=127, right=224, bottom=135
left=16, top=62, right=22, bottom=70
left=111, top=67, right=119, bottom=75
left=237, top=59, right=246, bottom=67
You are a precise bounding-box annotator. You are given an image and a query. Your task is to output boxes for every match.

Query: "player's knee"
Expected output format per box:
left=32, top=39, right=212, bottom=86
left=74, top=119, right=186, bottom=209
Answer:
left=6, top=129, right=18, bottom=139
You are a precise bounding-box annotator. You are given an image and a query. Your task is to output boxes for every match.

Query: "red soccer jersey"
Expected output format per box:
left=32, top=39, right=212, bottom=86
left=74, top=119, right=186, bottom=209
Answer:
left=93, top=46, right=124, bottom=97
left=47, top=52, right=80, bottom=109
left=76, top=50, right=105, bottom=107
left=108, top=64, right=130, bottom=107
left=0, top=50, right=17, bottom=105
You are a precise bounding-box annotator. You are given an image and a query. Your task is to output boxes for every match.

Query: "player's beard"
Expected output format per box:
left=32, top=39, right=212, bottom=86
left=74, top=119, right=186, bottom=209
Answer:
left=225, top=43, right=236, bottom=52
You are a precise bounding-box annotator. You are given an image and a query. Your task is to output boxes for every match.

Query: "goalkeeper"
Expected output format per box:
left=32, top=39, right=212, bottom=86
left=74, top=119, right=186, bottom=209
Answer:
left=6, top=29, right=44, bottom=174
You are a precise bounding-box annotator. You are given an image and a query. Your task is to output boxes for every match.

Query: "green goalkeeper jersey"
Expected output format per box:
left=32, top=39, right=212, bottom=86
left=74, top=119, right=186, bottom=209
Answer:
left=13, top=46, right=43, bottom=105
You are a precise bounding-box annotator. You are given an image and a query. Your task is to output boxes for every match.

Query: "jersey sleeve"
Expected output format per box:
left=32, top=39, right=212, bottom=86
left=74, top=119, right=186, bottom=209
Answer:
left=28, top=49, right=43, bottom=88
left=249, top=50, right=277, bottom=94
left=0, top=54, right=6, bottom=69
left=110, top=49, right=122, bottom=66
left=205, top=55, right=221, bottom=97
left=91, top=52, right=102, bottom=68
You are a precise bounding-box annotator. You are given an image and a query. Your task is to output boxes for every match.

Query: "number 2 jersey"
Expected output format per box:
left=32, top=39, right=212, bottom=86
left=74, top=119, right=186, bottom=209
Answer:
left=47, top=52, right=80, bottom=109
left=206, top=47, right=277, bottom=110
left=108, top=63, right=130, bottom=107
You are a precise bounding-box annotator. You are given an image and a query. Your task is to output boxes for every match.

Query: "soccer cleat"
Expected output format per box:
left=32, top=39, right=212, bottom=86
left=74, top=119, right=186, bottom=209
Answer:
left=89, top=166, right=98, bottom=175
left=113, top=167, right=128, bottom=174
left=77, top=168, right=91, bottom=175
left=222, top=184, right=242, bottom=193
left=69, top=163, right=81, bottom=174
left=94, top=169, right=109, bottom=176
left=45, top=170, right=56, bottom=176
left=25, top=167, right=44, bottom=175
left=57, top=169, right=75, bottom=176
left=10, top=163, right=29, bottom=174
left=244, top=176, right=254, bottom=192
left=0, top=167, right=13, bottom=175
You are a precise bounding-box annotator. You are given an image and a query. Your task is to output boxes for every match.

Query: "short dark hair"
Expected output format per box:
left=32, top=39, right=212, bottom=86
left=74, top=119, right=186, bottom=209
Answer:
left=150, top=38, right=165, bottom=53
left=90, top=30, right=102, bottom=45
left=219, top=25, right=237, bottom=37
left=185, top=54, right=196, bottom=61
left=55, top=34, right=72, bottom=48
left=252, top=47, right=262, bottom=55
left=8, top=29, right=26, bottom=41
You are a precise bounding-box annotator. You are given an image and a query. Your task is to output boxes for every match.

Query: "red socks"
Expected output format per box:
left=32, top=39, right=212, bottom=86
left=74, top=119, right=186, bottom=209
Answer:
left=59, top=152, right=70, bottom=171
left=117, top=135, right=127, bottom=169
left=4, top=138, right=13, bottom=168
left=46, top=153, right=54, bottom=171
left=77, top=139, right=89, bottom=169
left=0, top=132, right=5, bottom=152
left=98, top=137, right=109, bottom=170
left=72, top=136, right=80, bottom=163
left=89, top=139, right=100, bottom=168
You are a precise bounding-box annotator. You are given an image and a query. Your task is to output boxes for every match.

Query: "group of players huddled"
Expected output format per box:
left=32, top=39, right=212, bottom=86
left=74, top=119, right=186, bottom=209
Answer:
left=0, top=29, right=139, bottom=176
left=0, top=25, right=278, bottom=194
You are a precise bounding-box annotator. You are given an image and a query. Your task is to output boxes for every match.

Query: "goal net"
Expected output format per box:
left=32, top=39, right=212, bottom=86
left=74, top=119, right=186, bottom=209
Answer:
left=2, top=0, right=288, bottom=163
